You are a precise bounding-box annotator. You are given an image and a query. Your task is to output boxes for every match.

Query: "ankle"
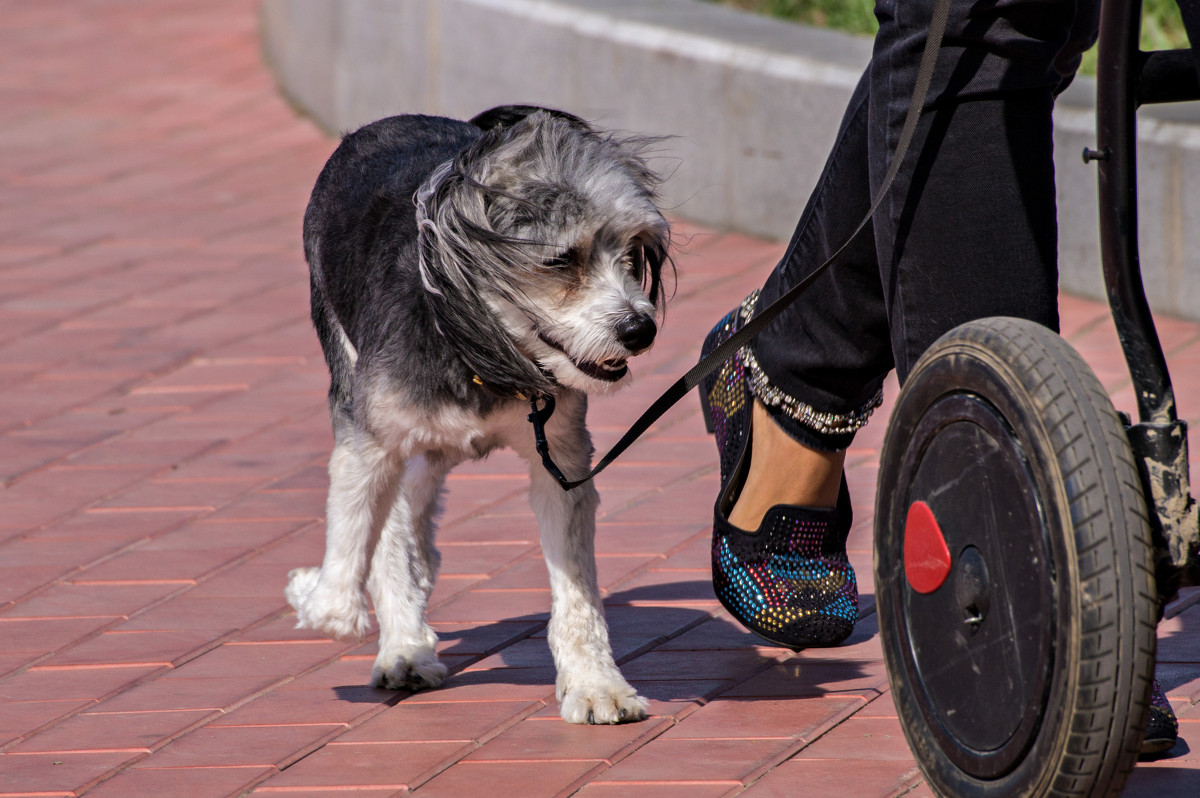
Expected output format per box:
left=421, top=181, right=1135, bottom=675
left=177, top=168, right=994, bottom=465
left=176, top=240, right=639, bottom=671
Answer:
left=728, top=402, right=845, bottom=531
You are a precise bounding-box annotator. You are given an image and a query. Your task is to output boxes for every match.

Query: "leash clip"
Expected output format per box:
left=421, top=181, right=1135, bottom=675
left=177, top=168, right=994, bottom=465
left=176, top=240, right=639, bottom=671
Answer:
left=528, top=394, right=573, bottom=490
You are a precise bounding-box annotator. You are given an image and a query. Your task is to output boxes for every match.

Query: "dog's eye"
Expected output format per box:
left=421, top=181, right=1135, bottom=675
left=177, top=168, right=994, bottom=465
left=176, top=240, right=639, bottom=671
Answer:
left=541, top=249, right=573, bottom=269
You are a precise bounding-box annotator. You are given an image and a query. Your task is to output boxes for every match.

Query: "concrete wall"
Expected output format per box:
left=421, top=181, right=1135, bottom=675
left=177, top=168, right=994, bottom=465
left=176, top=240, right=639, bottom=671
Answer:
left=261, top=0, right=1200, bottom=322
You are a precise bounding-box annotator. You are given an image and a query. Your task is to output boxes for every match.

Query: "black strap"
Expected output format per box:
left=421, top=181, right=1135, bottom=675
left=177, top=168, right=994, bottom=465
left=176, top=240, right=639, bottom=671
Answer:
left=532, top=0, right=952, bottom=491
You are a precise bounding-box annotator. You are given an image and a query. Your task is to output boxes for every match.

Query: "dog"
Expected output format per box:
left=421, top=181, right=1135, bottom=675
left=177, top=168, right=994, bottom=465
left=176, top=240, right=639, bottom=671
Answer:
left=285, top=105, right=671, bottom=724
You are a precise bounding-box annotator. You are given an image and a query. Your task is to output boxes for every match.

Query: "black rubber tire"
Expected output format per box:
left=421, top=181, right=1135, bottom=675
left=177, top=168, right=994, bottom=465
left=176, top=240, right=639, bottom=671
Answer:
left=875, top=317, right=1158, bottom=798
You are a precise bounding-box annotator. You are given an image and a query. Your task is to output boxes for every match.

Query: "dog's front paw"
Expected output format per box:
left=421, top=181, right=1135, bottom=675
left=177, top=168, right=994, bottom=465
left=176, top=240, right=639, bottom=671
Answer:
left=285, top=566, right=371, bottom=640
left=370, top=648, right=448, bottom=691
left=558, top=677, right=649, bottom=725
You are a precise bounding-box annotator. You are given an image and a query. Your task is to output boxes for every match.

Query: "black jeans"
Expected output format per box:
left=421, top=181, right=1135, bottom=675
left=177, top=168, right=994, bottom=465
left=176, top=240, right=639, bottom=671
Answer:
left=751, top=0, right=1100, bottom=451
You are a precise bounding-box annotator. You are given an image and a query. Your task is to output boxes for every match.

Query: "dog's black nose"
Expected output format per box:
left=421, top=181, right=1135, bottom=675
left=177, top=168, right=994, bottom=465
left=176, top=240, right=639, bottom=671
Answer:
left=616, top=313, right=657, bottom=352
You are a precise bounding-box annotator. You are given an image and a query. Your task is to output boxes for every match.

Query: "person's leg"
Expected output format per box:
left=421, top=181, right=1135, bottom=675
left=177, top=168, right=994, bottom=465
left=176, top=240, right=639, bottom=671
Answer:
left=867, top=0, right=1106, bottom=372
left=705, top=0, right=1102, bottom=652
left=701, top=71, right=886, bottom=648
left=726, top=402, right=844, bottom=529
left=727, top=0, right=1099, bottom=529
left=723, top=70, right=890, bottom=531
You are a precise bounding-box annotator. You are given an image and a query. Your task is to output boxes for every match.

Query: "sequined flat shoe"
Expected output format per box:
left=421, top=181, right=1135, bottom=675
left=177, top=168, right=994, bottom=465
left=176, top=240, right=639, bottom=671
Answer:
left=700, top=292, right=859, bottom=650
left=711, top=479, right=858, bottom=649
left=1141, top=678, right=1179, bottom=757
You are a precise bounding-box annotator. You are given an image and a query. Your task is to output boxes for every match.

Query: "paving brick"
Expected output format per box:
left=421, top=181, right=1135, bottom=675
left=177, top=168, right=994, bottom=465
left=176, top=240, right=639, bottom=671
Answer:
left=1156, top=607, right=1200, bottom=663
left=0, top=564, right=72, bottom=606
left=427, top=588, right=552, bottom=624
left=250, top=790, right=399, bottom=798
left=620, top=649, right=779, bottom=683
left=142, top=722, right=344, bottom=769
left=662, top=695, right=863, bottom=741
left=597, top=737, right=797, bottom=783
left=2, top=579, right=187, bottom=620
left=85, top=764, right=273, bottom=798
left=91, top=674, right=285, bottom=715
left=204, top=678, right=382, bottom=728
left=466, top=715, right=672, bottom=764
left=337, top=699, right=542, bottom=744
left=253, top=740, right=473, bottom=791
left=72, top=545, right=246, bottom=583
left=594, top=521, right=708, bottom=556
left=1122, top=745, right=1200, bottom=798
left=399, top=668, right=558, bottom=706
left=400, top=759, right=605, bottom=798
left=723, top=659, right=891, bottom=699
left=740, top=757, right=922, bottom=797
left=9, top=708, right=214, bottom=754
left=653, top=614, right=773, bottom=652
left=0, top=750, right=142, bottom=794
left=0, top=662, right=163, bottom=705
left=0, top=534, right=137, bottom=573
left=606, top=569, right=720, bottom=607
left=433, top=620, right=546, bottom=658
left=0, top=616, right=119, bottom=656
left=115, top=594, right=282, bottom=634
left=793, top=716, right=916, bottom=762
left=142, top=518, right=308, bottom=555
left=0, top=699, right=95, bottom=747
left=434, top=542, right=543, bottom=578
left=465, top=637, right=557, bottom=672
left=37, top=629, right=218, bottom=669
left=577, top=784, right=737, bottom=798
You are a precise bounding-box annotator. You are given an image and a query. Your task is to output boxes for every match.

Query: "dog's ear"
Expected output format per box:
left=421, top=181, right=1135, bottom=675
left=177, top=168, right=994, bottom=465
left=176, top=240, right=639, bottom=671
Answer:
left=470, top=105, right=593, bottom=134
left=414, top=152, right=558, bottom=398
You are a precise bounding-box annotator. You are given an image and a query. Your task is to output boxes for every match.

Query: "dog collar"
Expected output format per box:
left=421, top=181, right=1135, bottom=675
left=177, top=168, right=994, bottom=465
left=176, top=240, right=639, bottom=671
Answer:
left=471, top=374, right=529, bottom=401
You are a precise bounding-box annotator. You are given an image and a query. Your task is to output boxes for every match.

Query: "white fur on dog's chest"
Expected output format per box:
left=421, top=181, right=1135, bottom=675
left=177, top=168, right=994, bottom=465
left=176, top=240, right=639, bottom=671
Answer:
left=364, top=389, right=531, bottom=461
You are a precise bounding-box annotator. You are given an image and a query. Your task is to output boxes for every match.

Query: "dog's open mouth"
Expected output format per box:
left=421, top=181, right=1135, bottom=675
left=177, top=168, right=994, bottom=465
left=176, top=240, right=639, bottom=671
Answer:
left=539, top=333, right=629, bottom=383
left=576, top=357, right=628, bottom=382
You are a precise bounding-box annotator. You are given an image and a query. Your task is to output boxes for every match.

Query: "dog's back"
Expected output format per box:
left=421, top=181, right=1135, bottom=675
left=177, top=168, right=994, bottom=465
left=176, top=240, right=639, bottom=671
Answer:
left=304, top=116, right=480, bottom=341
left=303, top=115, right=483, bottom=425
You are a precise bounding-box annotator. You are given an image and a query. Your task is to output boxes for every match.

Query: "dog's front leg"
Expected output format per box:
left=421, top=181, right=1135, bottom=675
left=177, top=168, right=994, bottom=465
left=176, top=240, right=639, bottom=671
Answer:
left=367, top=453, right=452, bottom=691
left=286, top=437, right=402, bottom=640
left=518, top=396, right=648, bottom=724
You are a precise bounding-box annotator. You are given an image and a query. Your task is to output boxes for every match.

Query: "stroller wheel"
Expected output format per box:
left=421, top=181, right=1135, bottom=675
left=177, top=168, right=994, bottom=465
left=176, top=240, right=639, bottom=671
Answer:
left=875, top=317, right=1158, bottom=797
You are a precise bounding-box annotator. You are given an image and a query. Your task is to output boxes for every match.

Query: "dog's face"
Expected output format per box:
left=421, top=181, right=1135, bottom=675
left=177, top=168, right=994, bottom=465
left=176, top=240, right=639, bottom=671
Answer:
left=416, top=111, right=671, bottom=396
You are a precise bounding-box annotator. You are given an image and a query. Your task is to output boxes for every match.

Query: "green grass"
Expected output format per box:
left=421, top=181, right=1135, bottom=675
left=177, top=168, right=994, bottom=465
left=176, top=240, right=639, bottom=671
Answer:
left=705, top=0, right=1190, bottom=74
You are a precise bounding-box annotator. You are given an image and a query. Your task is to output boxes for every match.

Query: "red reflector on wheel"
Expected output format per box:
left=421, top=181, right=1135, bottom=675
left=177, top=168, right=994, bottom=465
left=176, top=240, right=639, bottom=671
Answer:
left=904, top=501, right=952, bottom=594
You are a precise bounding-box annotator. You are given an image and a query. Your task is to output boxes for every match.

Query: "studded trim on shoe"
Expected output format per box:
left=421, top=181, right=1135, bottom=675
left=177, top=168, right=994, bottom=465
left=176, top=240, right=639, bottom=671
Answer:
left=736, top=290, right=883, bottom=437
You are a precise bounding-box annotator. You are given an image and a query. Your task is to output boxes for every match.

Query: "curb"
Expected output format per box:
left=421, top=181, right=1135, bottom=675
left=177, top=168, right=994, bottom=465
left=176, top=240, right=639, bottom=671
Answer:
left=260, top=0, right=1200, bottom=322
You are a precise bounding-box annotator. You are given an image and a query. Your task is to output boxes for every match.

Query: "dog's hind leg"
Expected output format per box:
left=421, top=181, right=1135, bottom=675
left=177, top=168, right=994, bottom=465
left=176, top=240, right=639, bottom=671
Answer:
left=367, top=452, right=452, bottom=691
left=513, top=393, right=648, bottom=724
left=286, top=437, right=402, bottom=641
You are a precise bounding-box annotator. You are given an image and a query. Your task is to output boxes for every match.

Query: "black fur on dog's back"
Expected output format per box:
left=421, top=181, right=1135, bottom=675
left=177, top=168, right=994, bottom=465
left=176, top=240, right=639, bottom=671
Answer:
left=305, top=114, right=496, bottom=431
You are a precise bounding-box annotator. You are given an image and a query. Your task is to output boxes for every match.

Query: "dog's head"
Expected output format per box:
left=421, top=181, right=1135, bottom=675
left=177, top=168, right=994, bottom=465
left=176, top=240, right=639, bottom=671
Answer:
left=415, top=107, right=672, bottom=397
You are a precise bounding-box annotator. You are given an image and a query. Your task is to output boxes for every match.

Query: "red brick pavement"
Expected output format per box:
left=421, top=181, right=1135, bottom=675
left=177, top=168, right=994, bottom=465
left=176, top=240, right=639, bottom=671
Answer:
left=1, top=1, right=1197, bottom=796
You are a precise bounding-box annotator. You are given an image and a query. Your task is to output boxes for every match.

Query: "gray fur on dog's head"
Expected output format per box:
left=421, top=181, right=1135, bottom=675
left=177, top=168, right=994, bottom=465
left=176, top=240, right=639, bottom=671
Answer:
left=414, top=110, right=672, bottom=398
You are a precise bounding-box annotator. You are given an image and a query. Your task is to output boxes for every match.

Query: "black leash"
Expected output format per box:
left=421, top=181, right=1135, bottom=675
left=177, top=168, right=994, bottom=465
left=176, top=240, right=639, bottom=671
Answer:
left=530, top=0, right=952, bottom=491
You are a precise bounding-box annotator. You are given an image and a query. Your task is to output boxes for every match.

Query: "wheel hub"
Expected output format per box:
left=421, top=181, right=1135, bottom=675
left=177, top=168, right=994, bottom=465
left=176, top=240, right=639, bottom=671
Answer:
left=897, top=395, right=1055, bottom=779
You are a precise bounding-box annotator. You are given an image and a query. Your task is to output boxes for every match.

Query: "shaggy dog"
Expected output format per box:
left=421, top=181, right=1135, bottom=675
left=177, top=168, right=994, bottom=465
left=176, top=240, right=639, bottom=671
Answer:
left=285, top=106, right=671, bottom=724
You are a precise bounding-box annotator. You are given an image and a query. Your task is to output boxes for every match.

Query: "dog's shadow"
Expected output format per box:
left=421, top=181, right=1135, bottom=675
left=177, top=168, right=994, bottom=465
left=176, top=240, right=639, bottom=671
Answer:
left=333, top=581, right=879, bottom=708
